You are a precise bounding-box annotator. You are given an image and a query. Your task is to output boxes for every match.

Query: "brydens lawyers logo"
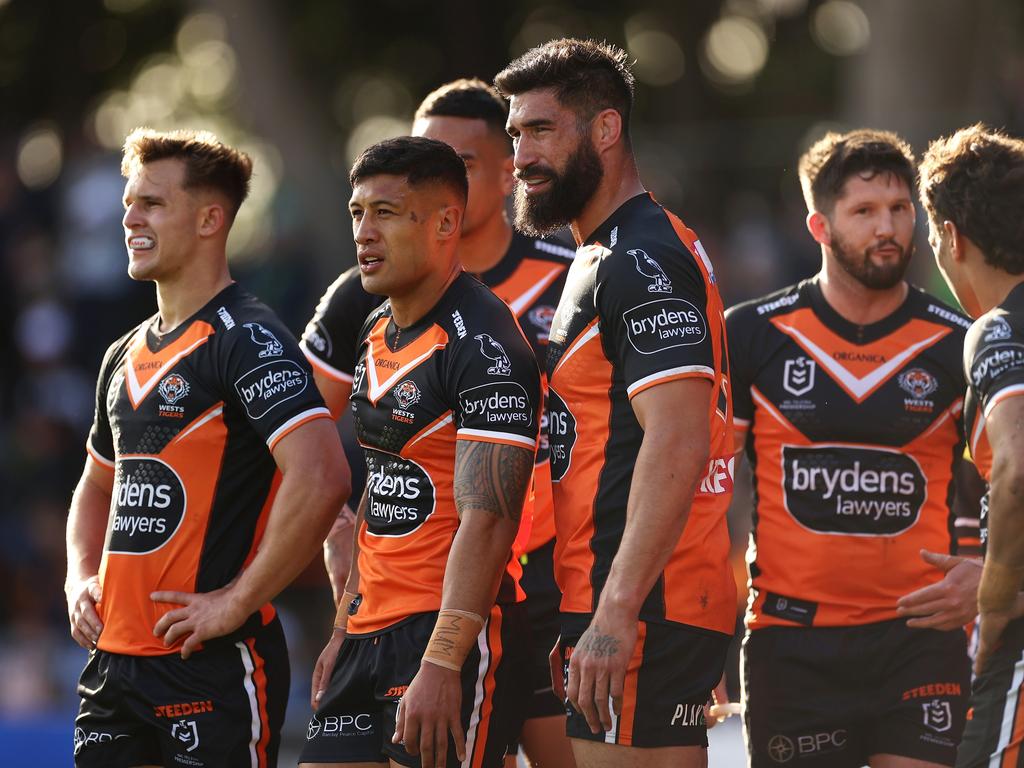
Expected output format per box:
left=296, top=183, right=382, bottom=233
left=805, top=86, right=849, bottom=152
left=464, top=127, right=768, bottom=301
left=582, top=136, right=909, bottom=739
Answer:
left=783, top=357, right=815, bottom=397
left=629, top=248, right=672, bottom=293
left=474, top=333, right=511, bottom=376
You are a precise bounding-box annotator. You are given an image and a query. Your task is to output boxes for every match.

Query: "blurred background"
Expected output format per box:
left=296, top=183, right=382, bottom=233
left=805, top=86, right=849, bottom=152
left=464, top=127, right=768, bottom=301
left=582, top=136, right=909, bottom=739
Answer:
left=1, top=0, right=1022, bottom=763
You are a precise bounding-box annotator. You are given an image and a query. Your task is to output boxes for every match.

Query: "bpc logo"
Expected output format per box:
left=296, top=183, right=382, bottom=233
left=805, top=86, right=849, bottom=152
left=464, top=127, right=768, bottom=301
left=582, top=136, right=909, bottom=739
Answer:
left=767, top=735, right=795, bottom=763
left=783, top=357, right=815, bottom=397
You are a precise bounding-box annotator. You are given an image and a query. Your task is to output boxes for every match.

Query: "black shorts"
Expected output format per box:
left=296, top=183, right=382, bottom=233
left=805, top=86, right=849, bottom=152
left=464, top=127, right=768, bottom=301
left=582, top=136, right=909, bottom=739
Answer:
left=519, top=538, right=563, bottom=719
left=956, top=617, right=1024, bottom=767
left=559, top=613, right=730, bottom=748
left=74, top=615, right=288, bottom=768
left=743, top=620, right=970, bottom=767
left=300, top=604, right=530, bottom=767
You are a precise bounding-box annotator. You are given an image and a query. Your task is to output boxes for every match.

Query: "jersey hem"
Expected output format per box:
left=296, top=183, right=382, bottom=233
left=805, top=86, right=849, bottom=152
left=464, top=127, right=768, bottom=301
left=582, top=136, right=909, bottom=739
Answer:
left=302, top=344, right=354, bottom=383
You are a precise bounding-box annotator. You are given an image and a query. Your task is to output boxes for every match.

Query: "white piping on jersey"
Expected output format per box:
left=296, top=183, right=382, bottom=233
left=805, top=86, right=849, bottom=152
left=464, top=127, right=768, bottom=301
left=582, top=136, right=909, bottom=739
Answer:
left=625, top=365, right=714, bottom=398
left=552, top=321, right=601, bottom=375
left=461, top=615, right=492, bottom=768
left=125, top=335, right=211, bottom=407
left=984, top=383, right=1024, bottom=419
left=408, top=413, right=454, bottom=448
left=507, top=266, right=565, bottom=316
left=750, top=387, right=794, bottom=431
left=301, top=342, right=354, bottom=383
left=87, top=443, right=116, bottom=468
left=172, top=404, right=224, bottom=445
left=457, top=428, right=537, bottom=449
left=773, top=322, right=948, bottom=402
left=365, top=340, right=446, bottom=403
left=235, top=640, right=262, bottom=768
left=971, top=408, right=986, bottom=459
left=265, top=407, right=331, bottom=449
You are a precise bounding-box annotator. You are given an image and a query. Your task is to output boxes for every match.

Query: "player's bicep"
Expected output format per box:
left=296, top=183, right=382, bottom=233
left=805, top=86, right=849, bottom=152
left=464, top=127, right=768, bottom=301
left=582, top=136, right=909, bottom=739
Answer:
left=984, top=395, right=1024, bottom=483
left=453, top=440, right=534, bottom=521
left=631, top=377, right=711, bottom=454
left=313, top=370, right=352, bottom=419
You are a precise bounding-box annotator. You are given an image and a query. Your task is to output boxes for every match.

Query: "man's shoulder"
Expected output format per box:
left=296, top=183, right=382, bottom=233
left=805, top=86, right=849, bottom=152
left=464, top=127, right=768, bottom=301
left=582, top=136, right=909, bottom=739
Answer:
left=510, top=231, right=576, bottom=264
left=726, top=282, right=806, bottom=327
left=907, top=285, right=972, bottom=334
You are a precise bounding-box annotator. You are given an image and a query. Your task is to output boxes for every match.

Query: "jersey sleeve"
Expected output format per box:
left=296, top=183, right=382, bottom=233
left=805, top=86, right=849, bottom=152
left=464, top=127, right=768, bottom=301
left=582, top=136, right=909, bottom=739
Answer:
left=300, top=266, right=383, bottom=383
left=597, top=242, right=715, bottom=400
left=86, top=338, right=123, bottom=470
left=222, top=311, right=332, bottom=451
left=725, top=304, right=756, bottom=431
left=446, top=304, right=542, bottom=451
left=967, top=313, right=1024, bottom=420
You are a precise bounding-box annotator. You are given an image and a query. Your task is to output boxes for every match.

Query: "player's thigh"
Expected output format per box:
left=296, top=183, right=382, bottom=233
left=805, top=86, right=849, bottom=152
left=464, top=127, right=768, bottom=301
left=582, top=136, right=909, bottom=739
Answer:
left=870, top=755, right=951, bottom=768
left=742, top=626, right=867, bottom=768
left=570, top=739, right=707, bottom=768
left=519, top=714, right=576, bottom=768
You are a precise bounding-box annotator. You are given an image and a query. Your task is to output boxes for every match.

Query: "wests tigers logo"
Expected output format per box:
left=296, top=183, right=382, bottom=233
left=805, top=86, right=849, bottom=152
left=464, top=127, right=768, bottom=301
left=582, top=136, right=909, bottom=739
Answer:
left=393, top=380, right=421, bottom=409
left=158, top=374, right=190, bottom=405
left=898, top=368, right=938, bottom=400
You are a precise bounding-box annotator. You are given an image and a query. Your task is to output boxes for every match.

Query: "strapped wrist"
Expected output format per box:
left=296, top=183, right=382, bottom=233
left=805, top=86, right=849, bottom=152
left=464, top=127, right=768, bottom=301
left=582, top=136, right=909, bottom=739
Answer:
left=422, top=609, right=485, bottom=672
left=333, top=590, right=360, bottom=632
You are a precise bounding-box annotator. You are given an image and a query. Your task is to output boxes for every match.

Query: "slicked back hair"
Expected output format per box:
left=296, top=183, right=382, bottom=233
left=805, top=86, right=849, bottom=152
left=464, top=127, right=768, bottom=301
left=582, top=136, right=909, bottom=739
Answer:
left=920, top=124, right=1024, bottom=275
left=415, top=78, right=510, bottom=147
left=349, top=136, right=468, bottom=205
left=494, top=38, right=634, bottom=138
left=121, top=127, right=252, bottom=217
left=798, top=129, right=916, bottom=214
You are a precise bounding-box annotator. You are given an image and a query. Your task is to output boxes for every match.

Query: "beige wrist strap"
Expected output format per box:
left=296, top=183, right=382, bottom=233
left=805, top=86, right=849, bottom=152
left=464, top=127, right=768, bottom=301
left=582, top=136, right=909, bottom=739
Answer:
left=334, top=590, right=360, bottom=632
left=422, top=609, right=486, bottom=671
left=979, top=561, right=1024, bottom=613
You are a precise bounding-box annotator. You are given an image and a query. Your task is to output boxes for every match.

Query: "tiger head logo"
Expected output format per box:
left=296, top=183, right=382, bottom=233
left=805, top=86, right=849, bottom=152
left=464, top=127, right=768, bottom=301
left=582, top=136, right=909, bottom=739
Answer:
left=898, top=368, right=938, bottom=400
left=393, top=380, right=421, bottom=409
left=158, top=373, right=190, bottom=405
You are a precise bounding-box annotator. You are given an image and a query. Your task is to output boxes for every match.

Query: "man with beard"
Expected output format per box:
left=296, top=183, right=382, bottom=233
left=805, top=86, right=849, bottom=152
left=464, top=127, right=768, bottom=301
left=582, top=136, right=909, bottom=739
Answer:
left=919, top=125, right=1024, bottom=768
left=726, top=129, right=980, bottom=768
left=496, top=39, right=736, bottom=767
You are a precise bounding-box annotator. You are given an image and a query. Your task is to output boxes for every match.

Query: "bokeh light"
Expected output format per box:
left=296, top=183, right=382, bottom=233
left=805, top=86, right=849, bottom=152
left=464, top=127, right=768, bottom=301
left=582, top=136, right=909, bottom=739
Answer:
left=345, top=115, right=408, bottom=165
left=701, top=16, right=770, bottom=87
left=811, top=0, right=871, bottom=56
left=16, top=123, right=63, bottom=190
left=625, top=16, right=685, bottom=87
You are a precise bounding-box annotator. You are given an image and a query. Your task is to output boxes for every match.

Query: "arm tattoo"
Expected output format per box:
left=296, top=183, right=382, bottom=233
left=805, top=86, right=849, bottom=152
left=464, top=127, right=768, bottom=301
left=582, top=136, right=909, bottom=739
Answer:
left=578, top=625, right=620, bottom=658
left=453, top=441, right=533, bottom=521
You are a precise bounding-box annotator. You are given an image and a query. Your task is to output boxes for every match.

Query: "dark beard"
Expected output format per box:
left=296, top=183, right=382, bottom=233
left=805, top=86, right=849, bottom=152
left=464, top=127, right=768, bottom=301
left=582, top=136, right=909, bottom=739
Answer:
left=830, top=231, right=912, bottom=290
left=513, top=138, right=604, bottom=237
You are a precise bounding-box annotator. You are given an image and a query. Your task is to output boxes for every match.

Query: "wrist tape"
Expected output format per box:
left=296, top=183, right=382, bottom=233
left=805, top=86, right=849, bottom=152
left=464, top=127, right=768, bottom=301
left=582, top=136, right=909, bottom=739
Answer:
left=422, top=609, right=485, bottom=671
left=979, top=561, right=1024, bottom=613
left=333, top=591, right=360, bottom=632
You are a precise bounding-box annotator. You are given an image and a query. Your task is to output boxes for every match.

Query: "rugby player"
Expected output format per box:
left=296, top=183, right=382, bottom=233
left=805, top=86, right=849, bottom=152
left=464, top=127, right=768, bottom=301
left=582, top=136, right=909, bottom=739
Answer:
left=496, top=39, right=736, bottom=767
left=64, top=128, right=349, bottom=767
left=301, top=79, right=575, bottom=768
left=299, top=136, right=541, bottom=768
left=919, top=124, right=1024, bottom=767
left=727, top=129, right=978, bottom=767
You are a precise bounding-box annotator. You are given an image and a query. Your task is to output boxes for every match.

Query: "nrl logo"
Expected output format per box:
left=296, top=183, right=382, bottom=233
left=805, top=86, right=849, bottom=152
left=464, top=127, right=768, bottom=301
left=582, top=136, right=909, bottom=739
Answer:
left=783, top=357, right=815, bottom=397
left=922, top=699, right=952, bottom=733
left=171, top=719, right=200, bottom=752
left=157, top=373, right=190, bottom=405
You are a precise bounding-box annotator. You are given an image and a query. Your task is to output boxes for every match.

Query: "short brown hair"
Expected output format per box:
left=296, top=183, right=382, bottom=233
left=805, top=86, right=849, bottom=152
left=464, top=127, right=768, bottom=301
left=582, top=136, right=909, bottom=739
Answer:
left=121, top=127, right=253, bottom=217
left=798, top=129, right=916, bottom=213
left=415, top=78, right=509, bottom=145
left=920, top=124, right=1024, bottom=275
left=494, top=38, right=634, bottom=137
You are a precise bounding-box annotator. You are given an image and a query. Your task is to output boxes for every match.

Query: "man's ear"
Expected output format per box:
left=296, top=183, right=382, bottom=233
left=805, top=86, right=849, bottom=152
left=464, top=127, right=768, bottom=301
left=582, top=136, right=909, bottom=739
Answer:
left=437, top=204, right=462, bottom=241
left=806, top=210, right=831, bottom=247
left=500, top=154, right=515, bottom=197
left=197, top=203, right=227, bottom=238
left=592, top=108, right=623, bottom=154
left=943, top=220, right=966, bottom=263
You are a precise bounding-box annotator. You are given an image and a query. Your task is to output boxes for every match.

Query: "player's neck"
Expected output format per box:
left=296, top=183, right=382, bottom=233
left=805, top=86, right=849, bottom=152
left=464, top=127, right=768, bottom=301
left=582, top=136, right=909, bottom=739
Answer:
left=389, top=259, right=461, bottom=329
left=155, top=260, right=233, bottom=333
left=818, top=259, right=908, bottom=327
left=458, top=213, right=513, bottom=275
left=570, top=157, right=645, bottom=246
left=974, top=267, right=1024, bottom=315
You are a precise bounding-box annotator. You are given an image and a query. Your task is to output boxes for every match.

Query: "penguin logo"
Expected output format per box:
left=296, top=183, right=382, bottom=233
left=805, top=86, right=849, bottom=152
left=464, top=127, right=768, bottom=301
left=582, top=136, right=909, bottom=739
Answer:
left=474, top=333, right=512, bottom=376
left=243, top=322, right=284, bottom=358
left=629, top=248, right=672, bottom=294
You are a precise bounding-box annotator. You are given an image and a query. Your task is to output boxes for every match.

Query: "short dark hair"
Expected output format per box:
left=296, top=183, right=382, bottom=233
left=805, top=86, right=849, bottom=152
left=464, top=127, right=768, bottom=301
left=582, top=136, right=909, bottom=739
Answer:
left=494, top=38, right=634, bottom=136
left=349, top=136, right=468, bottom=204
left=920, top=124, right=1024, bottom=275
left=121, top=127, right=252, bottom=217
left=415, top=78, right=509, bottom=145
left=798, top=129, right=916, bottom=213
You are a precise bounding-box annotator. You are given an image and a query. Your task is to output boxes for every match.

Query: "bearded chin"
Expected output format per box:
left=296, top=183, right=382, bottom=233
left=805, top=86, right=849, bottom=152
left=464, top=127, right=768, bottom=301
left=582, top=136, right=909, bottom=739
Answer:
left=513, top=140, right=604, bottom=237
left=832, top=235, right=912, bottom=291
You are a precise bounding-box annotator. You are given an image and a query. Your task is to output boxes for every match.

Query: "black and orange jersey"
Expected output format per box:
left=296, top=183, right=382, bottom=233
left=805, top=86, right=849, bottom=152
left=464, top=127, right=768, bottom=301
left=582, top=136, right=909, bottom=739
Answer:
left=301, top=232, right=574, bottom=552
left=727, top=278, right=971, bottom=630
left=346, top=272, right=541, bottom=635
left=86, top=283, right=332, bottom=655
left=545, top=192, right=736, bottom=636
left=963, top=282, right=1024, bottom=545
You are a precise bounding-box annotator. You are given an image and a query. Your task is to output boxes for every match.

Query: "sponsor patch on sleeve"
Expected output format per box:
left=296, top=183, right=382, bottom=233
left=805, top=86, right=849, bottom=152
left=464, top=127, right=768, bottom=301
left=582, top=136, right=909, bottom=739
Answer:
left=234, top=359, right=310, bottom=420
left=458, top=382, right=534, bottom=428
left=971, top=342, right=1024, bottom=391
left=623, top=298, right=707, bottom=354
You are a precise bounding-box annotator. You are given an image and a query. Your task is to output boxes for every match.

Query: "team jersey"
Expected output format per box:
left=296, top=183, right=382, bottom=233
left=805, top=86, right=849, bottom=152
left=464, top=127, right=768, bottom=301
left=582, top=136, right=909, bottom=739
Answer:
left=301, top=231, right=574, bottom=552
left=86, top=283, right=332, bottom=655
left=545, top=192, right=736, bottom=635
left=727, top=278, right=971, bottom=630
left=346, top=272, right=542, bottom=635
left=963, top=281, right=1024, bottom=546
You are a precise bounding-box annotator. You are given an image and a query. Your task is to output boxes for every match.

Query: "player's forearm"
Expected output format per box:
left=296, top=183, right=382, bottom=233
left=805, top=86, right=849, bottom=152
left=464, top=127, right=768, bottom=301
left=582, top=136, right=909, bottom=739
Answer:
left=231, top=460, right=348, bottom=615
left=65, top=465, right=113, bottom=586
left=980, top=458, right=1024, bottom=610
left=344, top=490, right=368, bottom=596
left=598, top=424, right=708, bottom=617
